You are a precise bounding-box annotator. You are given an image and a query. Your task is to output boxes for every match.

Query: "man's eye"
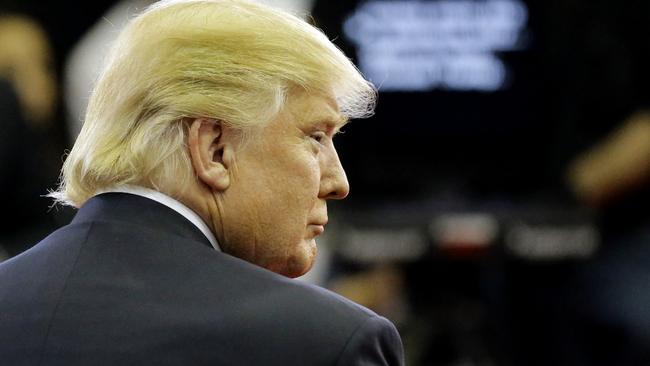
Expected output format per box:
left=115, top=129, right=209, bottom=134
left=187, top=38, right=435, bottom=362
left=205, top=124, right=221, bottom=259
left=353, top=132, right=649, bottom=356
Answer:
left=310, top=131, right=326, bottom=143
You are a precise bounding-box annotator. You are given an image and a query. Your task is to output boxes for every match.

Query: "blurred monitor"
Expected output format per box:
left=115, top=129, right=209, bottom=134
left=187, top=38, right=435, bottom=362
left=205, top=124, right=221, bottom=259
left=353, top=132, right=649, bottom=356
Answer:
left=312, top=0, right=551, bottom=203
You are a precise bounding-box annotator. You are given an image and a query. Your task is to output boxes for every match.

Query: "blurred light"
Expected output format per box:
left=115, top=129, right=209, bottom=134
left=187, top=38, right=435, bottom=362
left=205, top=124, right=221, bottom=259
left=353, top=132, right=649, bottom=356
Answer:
left=505, top=223, right=599, bottom=260
left=343, top=0, right=529, bottom=91
left=340, top=227, right=429, bottom=263
left=430, top=213, right=499, bottom=249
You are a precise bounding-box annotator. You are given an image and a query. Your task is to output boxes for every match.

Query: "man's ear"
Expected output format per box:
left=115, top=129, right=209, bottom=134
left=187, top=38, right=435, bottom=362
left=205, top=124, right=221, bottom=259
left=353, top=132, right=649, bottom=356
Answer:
left=187, top=118, right=235, bottom=191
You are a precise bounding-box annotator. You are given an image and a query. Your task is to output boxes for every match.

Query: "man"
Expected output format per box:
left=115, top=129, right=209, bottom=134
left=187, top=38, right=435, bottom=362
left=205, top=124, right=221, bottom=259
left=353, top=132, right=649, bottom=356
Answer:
left=0, top=1, right=404, bottom=365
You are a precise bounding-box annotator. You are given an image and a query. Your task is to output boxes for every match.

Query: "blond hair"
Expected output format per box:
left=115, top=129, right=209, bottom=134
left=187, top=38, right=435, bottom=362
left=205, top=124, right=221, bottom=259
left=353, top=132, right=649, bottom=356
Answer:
left=50, top=0, right=376, bottom=207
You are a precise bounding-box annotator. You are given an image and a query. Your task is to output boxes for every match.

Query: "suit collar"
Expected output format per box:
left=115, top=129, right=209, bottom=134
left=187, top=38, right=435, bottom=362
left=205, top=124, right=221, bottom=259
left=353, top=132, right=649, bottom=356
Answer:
left=96, top=186, right=221, bottom=251
left=72, top=192, right=214, bottom=250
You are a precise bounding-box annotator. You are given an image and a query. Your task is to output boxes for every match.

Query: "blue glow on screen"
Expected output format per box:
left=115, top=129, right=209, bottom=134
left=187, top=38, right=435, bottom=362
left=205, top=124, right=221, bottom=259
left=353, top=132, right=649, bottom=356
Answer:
left=344, top=0, right=529, bottom=92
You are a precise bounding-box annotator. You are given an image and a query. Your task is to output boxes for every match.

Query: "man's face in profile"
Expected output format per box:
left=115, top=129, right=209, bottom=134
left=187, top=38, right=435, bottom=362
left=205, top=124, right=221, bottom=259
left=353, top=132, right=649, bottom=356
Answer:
left=218, top=90, right=350, bottom=278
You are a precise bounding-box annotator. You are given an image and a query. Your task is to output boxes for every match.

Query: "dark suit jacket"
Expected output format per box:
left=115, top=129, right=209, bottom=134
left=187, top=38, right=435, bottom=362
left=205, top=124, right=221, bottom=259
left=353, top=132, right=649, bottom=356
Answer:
left=0, top=193, right=404, bottom=365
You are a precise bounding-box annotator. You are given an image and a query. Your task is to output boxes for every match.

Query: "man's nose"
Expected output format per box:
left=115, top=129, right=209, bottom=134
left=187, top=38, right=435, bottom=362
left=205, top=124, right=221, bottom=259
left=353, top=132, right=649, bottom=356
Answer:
left=319, top=148, right=350, bottom=200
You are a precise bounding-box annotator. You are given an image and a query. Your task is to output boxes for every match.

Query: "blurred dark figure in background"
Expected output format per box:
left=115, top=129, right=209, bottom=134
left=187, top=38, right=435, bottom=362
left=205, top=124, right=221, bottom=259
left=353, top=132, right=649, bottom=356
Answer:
left=0, top=15, right=61, bottom=258
left=0, top=15, right=56, bottom=124
left=566, top=112, right=650, bottom=365
left=538, top=2, right=650, bottom=365
left=0, top=79, right=25, bottom=260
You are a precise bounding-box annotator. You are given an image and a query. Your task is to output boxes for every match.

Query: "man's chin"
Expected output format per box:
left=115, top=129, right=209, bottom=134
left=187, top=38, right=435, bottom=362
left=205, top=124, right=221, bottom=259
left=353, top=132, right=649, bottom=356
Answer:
left=278, top=242, right=317, bottom=278
left=235, top=239, right=317, bottom=278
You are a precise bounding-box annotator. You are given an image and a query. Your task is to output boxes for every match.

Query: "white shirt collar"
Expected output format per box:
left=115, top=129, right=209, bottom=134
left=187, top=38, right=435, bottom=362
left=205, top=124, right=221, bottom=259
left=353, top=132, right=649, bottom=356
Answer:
left=96, top=185, right=221, bottom=251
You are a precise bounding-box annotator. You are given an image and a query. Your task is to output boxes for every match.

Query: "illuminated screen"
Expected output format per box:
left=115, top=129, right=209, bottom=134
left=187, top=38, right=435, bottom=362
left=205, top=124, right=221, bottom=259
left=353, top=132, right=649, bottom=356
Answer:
left=312, top=0, right=547, bottom=201
left=344, top=0, right=529, bottom=92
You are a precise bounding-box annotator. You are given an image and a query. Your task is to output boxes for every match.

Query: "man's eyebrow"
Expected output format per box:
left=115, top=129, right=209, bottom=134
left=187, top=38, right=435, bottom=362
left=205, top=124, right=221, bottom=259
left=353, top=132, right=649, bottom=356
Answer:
left=313, top=115, right=348, bottom=133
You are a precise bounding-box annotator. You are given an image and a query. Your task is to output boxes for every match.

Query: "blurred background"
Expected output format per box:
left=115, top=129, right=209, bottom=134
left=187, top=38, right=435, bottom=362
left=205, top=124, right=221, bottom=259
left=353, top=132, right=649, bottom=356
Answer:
left=1, top=0, right=649, bottom=365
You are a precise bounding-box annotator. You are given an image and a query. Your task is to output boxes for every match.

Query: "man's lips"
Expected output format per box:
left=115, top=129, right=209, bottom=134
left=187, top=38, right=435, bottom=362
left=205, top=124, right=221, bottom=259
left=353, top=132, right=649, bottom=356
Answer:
left=309, top=224, right=325, bottom=236
left=307, top=220, right=327, bottom=237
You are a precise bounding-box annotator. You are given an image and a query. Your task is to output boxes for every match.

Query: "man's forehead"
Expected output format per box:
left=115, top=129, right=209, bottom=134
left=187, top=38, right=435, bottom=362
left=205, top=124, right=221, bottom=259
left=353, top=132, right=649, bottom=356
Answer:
left=291, top=91, right=348, bottom=130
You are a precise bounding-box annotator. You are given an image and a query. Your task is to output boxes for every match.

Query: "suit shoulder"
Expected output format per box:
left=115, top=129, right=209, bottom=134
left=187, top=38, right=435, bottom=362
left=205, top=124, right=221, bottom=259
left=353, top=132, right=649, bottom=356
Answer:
left=248, top=270, right=405, bottom=365
left=335, top=315, right=405, bottom=366
left=287, top=277, right=377, bottom=318
left=204, top=259, right=404, bottom=364
left=224, top=256, right=378, bottom=321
